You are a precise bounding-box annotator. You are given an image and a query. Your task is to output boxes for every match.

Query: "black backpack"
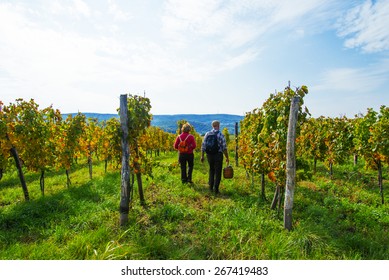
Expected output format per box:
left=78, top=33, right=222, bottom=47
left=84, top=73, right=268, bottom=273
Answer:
left=205, top=132, right=219, bottom=154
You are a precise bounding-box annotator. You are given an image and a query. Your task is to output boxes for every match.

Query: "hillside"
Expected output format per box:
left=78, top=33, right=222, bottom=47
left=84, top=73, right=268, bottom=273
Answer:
left=150, top=114, right=243, bottom=134
left=64, top=113, right=244, bottom=135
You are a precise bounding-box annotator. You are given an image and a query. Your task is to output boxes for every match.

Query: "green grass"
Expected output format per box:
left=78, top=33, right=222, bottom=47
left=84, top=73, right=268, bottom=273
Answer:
left=0, top=153, right=388, bottom=260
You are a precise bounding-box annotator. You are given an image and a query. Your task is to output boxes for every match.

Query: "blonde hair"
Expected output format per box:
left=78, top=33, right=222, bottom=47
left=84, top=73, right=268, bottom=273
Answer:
left=182, top=123, right=191, bottom=133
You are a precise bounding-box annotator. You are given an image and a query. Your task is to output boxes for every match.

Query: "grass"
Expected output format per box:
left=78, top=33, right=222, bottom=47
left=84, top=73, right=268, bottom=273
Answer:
left=0, top=152, right=388, bottom=260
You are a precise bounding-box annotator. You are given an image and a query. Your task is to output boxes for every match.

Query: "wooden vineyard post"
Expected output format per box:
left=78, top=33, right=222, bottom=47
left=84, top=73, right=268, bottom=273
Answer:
left=378, top=160, right=384, bottom=204
left=284, top=96, right=300, bottom=231
left=119, top=94, right=131, bottom=226
left=10, top=145, right=30, bottom=201
left=235, top=122, right=239, bottom=167
left=6, top=133, right=29, bottom=201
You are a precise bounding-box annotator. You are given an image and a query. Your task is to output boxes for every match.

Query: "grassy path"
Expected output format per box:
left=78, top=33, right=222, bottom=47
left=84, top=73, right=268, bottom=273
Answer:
left=0, top=152, right=388, bottom=259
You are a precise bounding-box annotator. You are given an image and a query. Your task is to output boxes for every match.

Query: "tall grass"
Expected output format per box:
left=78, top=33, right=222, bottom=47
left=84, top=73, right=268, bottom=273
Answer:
left=0, top=153, right=388, bottom=259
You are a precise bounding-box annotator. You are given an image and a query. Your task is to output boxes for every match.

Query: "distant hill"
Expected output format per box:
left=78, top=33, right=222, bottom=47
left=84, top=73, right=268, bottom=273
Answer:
left=151, top=114, right=243, bottom=135
left=63, top=113, right=244, bottom=135
left=64, top=113, right=116, bottom=122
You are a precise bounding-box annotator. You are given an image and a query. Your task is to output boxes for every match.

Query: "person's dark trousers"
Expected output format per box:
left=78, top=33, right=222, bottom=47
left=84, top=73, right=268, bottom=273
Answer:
left=206, top=152, right=223, bottom=193
left=179, top=153, right=194, bottom=183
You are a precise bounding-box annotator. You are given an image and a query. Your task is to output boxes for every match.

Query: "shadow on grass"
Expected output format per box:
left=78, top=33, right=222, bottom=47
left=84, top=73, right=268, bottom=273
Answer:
left=0, top=180, right=105, bottom=247
left=292, top=183, right=389, bottom=259
left=182, top=167, right=389, bottom=259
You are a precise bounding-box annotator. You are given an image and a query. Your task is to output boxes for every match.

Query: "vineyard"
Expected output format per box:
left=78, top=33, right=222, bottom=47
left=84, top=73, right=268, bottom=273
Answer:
left=0, top=87, right=388, bottom=260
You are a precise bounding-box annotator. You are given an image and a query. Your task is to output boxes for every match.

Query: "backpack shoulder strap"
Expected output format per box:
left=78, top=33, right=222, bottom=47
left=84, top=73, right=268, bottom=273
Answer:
left=179, top=134, right=190, bottom=142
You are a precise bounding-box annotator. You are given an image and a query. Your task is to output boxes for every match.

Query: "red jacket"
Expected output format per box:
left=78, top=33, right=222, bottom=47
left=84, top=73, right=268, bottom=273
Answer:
left=174, top=132, right=196, bottom=154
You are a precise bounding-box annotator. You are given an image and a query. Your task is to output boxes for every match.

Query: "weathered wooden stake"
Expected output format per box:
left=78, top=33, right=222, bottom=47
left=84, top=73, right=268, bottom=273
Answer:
left=284, top=96, right=300, bottom=231
left=260, top=172, right=266, bottom=201
left=10, top=145, right=29, bottom=201
left=40, top=170, right=45, bottom=196
left=377, top=160, right=384, bottom=204
left=88, top=155, right=93, bottom=180
left=135, top=145, right=145, bottom=205
left=119, top=94, right=130, bottom=226
left=235, top=122, right=239, bottom=167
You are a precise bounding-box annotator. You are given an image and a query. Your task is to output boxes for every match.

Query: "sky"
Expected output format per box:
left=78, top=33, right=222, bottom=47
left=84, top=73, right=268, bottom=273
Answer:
left=0, top=0, right=388, bottom=117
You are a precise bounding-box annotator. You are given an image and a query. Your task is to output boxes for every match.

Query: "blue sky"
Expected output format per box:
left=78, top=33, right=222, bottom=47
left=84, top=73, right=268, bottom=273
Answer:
left=0, top=0, right=388, bottom=117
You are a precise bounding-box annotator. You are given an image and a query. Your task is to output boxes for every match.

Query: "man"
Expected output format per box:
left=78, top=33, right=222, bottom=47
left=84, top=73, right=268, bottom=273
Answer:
left=200, top=120, right=229, bottom=194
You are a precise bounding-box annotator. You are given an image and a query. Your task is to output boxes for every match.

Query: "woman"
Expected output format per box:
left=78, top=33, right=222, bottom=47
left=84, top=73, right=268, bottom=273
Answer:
left=174, top=123, right=197, bottom=184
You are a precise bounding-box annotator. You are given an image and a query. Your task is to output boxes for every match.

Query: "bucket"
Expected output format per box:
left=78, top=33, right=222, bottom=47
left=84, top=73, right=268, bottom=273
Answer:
left=223, top=165, right=234, bottom=179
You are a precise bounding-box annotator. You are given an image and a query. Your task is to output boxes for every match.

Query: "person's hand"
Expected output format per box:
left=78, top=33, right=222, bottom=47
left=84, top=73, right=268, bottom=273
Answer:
left=226, top=158, right=230, bottom=165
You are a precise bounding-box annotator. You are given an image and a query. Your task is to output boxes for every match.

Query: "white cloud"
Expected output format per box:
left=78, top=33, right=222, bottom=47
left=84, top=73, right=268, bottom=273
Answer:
left=47, top=0, right=91, bottom=18
left=337, top=0, right=389, bottom=53
left=0, top=2, right=208, bottom=111
left=221, top=48, right=261, bottom=71
left=161, top=0, right=282, bottom=49
left=313, top=60, right=389, bottom=93
left=161, top=0, right=345, bottom=50
left=1, top=0, right=387, bottom=116
left=73, top=0, right=91, bottom=17
left=108, top=0, right=131, bottom=22
left=0, top=6, right=95, bottom=83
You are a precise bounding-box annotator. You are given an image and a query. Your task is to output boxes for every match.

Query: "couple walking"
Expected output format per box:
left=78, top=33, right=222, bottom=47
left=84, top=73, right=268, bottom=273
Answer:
left=174, top=121, right=229, bottom=194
